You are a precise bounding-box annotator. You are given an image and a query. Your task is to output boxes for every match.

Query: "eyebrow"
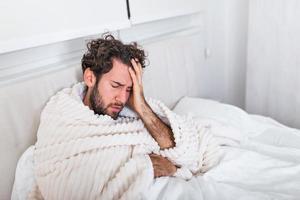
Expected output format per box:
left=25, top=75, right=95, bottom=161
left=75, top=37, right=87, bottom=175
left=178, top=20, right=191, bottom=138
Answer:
left=111, top=81, right=124, bottom=86
left=111, top=81, right=133, bottom=88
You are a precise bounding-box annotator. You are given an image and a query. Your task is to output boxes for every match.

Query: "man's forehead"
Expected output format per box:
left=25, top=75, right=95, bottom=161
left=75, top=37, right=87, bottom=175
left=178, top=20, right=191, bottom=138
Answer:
left=104, top=61, right=133, bottom=86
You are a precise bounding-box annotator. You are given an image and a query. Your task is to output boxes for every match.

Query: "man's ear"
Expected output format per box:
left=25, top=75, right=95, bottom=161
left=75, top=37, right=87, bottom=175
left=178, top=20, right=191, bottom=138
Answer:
left=83, top=68, right=96, bottom=87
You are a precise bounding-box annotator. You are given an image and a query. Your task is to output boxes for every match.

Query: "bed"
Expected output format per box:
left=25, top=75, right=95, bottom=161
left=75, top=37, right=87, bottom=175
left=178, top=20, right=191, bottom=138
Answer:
left=12, top=95, right=300, bottom=200
left=2, top=32, right=300, bottom=199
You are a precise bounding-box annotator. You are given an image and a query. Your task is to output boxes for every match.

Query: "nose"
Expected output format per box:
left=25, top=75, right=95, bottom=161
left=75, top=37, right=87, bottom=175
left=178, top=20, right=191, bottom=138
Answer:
left=115, top=89, right=129, bottom=105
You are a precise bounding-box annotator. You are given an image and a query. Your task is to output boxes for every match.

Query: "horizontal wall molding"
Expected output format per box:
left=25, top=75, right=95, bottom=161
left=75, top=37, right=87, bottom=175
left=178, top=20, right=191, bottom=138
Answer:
left=0, top=55, right=82, bottom=86
left=0, top=38, right=86, bottom=86
left=0, top=13, right=204, bottom=86
left=121, top=12, right=204, bottom=43
left=129, top=0, right=203, bottom=25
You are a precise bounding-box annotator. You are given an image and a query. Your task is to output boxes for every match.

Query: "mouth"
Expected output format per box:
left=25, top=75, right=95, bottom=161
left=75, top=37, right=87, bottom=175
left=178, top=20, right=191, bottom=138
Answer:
left=110, top=105, right=123, bottom=113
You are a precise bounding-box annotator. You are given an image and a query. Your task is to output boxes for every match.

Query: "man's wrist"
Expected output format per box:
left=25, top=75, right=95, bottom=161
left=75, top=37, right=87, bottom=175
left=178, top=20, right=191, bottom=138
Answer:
left=136, top=100, right=150, bottom=117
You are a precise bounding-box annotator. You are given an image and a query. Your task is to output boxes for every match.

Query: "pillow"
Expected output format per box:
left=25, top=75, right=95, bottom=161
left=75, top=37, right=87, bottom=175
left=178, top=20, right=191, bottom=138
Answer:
left=172, top=96, right=273, bottom=135
left=173, top=97, right=250, bottom=125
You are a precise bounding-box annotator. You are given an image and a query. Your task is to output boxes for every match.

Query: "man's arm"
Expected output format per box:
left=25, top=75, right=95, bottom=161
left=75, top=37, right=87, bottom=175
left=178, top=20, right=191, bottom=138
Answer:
left=127, top=59, right=175, bottom=150
left=137, top=101, right=175, bottom=149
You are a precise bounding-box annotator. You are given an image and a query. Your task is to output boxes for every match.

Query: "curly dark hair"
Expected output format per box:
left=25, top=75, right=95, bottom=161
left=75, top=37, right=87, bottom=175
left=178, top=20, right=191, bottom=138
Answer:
left=81, top=33, right=147, bottom=82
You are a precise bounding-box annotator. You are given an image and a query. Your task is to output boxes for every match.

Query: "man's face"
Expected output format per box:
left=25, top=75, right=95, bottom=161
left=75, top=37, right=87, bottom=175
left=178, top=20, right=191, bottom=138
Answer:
left=90, top=59, right=133, bottom=119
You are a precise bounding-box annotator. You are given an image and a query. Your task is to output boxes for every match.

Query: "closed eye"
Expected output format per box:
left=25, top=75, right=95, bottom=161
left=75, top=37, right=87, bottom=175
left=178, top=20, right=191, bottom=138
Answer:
left=111, top=84, right=119, bottom=88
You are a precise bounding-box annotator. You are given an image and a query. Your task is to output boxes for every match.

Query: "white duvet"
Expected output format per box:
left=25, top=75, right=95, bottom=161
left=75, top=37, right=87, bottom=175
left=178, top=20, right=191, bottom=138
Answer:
left=12, top=97, right=300, bottom=200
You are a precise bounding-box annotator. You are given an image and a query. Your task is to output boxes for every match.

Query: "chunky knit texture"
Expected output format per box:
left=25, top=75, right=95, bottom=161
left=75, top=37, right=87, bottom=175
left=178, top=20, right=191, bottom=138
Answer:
left=30, top=82, right=220, bottom=200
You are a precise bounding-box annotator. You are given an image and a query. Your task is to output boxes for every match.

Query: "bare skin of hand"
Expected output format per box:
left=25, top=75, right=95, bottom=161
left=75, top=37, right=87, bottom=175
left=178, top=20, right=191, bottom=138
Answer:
left=149, top=154, right=177, bottom=178
left=127, top=58, right=146, bottom=114
left=127, top=59, right=175, bottom=149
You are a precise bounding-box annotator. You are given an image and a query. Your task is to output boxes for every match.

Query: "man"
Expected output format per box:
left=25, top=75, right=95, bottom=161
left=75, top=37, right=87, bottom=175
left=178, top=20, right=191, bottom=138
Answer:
left=31, top=34, right=220, bottom=199
left=81, top=34, right=177, bottom=177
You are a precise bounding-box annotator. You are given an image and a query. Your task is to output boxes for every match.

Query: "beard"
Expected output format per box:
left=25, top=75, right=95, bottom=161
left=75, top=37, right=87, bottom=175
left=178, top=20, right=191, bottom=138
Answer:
left=89, top=86, right=123, bottom=120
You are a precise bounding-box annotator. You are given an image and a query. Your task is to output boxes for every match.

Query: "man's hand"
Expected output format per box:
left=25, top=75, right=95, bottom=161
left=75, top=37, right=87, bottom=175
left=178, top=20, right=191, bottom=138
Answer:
left=127, top=58, right=146, bottom=115
left=149, top=154, right=177, bottom=178
left=127, top=58, right=175, bottom=149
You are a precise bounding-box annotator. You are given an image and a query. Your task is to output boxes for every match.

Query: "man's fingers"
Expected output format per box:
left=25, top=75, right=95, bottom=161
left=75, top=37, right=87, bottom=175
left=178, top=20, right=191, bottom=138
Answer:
left=134, top=58, right=143, bottom=75
left=131, top=59, right=142, bottom=85
left=136, top=58, right=143, bottom=75
left=128, top=67, right=138, bottom=86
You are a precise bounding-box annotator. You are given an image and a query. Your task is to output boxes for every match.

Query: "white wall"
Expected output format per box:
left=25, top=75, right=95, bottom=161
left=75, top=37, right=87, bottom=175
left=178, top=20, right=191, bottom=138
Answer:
left=224, top=0, right=249, bottom=108
left=246, top=0, right=300, bottom=128
left=204, top=0, right=249, bottom=108
left=202, top=0, right=227, bottom=102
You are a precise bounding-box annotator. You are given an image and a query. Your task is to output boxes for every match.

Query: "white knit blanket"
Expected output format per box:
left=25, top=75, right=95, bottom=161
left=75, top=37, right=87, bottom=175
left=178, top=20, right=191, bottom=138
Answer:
left=31, top=82, right=220, bottom=200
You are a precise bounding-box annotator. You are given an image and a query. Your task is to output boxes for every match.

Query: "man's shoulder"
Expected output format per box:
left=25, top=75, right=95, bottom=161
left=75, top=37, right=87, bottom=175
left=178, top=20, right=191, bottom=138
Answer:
left=43, top=82, right=85, bottom=110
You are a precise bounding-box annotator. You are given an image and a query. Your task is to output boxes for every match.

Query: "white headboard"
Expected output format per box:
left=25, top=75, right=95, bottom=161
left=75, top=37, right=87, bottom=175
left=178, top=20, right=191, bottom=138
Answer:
left=0, top=26, right=206, bottom=199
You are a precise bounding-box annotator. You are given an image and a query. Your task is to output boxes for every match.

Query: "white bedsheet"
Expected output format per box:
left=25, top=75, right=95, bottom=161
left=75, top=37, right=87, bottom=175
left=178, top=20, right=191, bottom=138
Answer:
left=12, top=97, right=300, bottom=200
left=145, top=142, right=300, bottom=200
